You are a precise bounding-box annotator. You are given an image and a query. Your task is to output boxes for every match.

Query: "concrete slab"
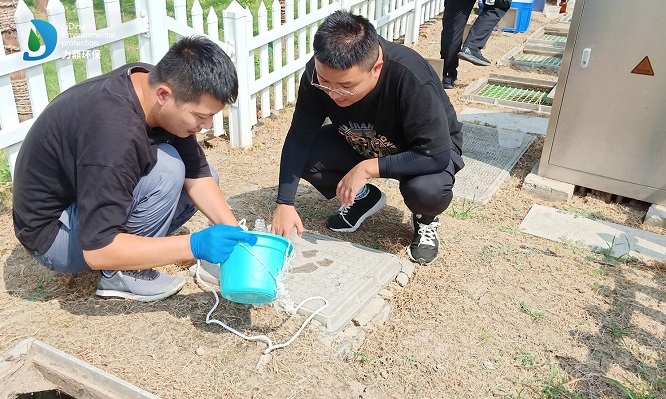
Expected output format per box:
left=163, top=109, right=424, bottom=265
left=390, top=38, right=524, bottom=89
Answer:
left=644, top=204, right=666, bottom=229
left=460, top=107, right=550, bottom=136
left=193, top=230, right=402, bottom=333
left=424, top=57, right=444, bottom=81
left=0, top=338, right=160, bottom=399
left=281, top=231, right=403, bottom=333
left=454, top=123, right=535, bottom=204
left=519, top=204, right=666, bottom=262
left=522, top=162, right=574, bottom=202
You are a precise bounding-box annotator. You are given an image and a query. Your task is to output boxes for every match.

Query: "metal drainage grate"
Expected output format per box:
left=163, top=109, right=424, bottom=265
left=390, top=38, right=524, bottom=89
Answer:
left=478, top=84, right=551, bottom=105
left=514, top=53, right=562, bottom=67
left=526, top=26, right=569, bottom=48
left=499, top=44, right=563, bottom=71
left=542, top=33, right=567, bottom=43
left=461, top=74, right=556, bottom=113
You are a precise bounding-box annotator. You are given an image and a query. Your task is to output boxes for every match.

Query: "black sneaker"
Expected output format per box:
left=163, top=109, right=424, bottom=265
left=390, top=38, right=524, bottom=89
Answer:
left=457, top=47, right=492, bottom=67
left=442, top=76, right=456, bottom=89
left=326, top=184, right=386, bottom=232
left=407, top=214, right=441, bottom=264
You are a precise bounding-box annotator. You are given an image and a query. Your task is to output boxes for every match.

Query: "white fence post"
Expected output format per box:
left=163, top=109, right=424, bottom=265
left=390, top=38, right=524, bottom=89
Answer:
left=47, top=0, right=76, bottom=93
left=133, top=0, right=152, bottom=62
left=309, top=0, right=319, bottom=52
left=258, top=2, right=270, bottom=119
left=245, top=6, right=258, bottom=127
left=144, top=0, right=169, bottom=63
left=15, top=1, right=49, bottom=118
left=192, top=0, right=204, bottom=33
left=404, top=0, right=423, bottom=45
left=104, top=0, right=127, bottom=69
left=75, top=0, right=103, bottom=78
left=223, top=1, right=253, bottom=147
left=284, top=0, right=295, bottom=103
left=0, top=45, right=21, bottom=178
left=271, top=0, right=284, bottom=111
left=207, top=7, right=226, bottom=137
left=207, top=7, right=220, bottom=40
left=297, top=0, right=306, bottom=79
left=173, top=0, right=186, bottom=40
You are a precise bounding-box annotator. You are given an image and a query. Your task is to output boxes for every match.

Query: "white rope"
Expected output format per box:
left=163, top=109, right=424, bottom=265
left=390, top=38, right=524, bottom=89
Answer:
left=194, top=243, right=329, bottom=354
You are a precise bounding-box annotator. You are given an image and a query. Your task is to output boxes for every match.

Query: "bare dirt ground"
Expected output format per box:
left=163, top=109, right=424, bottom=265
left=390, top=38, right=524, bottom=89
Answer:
left=2, top=11, right=665, bottom=399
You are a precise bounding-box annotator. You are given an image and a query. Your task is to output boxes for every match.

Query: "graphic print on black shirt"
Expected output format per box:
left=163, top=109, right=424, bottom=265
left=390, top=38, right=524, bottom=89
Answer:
left=338, top=121, right=398, bottom=158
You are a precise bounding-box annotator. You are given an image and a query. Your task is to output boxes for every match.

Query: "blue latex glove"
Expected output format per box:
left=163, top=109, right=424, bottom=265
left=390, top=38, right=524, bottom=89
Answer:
left=190, top=224, right=258, bottom=264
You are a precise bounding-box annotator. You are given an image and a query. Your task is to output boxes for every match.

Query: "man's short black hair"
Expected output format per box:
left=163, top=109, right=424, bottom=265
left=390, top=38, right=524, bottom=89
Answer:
left=313, top=10, right=380, bottom=71
left=149, top=36, right=238, bottom=104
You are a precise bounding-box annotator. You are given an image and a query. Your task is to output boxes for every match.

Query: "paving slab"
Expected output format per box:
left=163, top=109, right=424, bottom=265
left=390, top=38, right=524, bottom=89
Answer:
left=193, top=231, right=403, bottom=333
left=519, top=204, right=666, bottom=262
left=454, top=123, right=535, bottom=204
left=281, top=231, right=403, bottom=333
left=459, top=107, right=550, bottom=136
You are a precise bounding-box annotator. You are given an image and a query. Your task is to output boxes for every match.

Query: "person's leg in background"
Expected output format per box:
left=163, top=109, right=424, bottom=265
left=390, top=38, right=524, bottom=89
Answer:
left=440, top=0, right=477, bottom=89
left=399, top=148, right=462, bottom=264
left=458, top=0, right=512, bottom=66
left=301, top=124, right=387, bottom=233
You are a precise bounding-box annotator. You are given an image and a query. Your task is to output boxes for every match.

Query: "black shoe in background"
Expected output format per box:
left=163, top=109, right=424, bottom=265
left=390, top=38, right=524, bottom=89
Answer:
left=443, top=76, right=455, bottom=89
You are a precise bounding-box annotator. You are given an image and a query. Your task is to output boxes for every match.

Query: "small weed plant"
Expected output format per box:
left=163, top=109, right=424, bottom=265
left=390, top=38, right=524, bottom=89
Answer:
left=541, top=367, right=587, bottom=399
left=519, top=301, right=547, bottom=321
left=607, top=322, right=635, bottom=341
left=593, top=235, right=639, bottom=266
left=604, top=377, right=658, bottom=399
left=565, top=206, right=603, bottom=220
left=450, top=197, right=477, bottom=220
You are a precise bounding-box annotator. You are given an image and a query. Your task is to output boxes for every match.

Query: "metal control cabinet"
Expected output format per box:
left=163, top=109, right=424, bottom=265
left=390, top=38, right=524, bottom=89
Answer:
left=538, top=0, right=665, bottom=205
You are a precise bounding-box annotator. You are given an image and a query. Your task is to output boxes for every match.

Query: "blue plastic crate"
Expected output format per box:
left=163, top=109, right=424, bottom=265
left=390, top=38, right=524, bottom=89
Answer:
left=504, top=0, right=534, bottom=33
left=478, top=0, right=534, bottom=33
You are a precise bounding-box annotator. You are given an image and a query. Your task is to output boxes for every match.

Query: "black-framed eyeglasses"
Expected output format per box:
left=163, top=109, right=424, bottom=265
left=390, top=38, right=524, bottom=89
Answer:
left=310, top=68, right=372, bottom=97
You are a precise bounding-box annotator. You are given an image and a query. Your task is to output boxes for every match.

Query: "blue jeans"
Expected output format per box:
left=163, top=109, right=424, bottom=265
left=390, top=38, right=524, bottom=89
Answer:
left=34, top=143, right=218, bottom=273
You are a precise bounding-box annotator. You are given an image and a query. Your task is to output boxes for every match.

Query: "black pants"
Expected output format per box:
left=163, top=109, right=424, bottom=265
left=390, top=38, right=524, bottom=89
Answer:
left=301, top=125, right=460, bottom=217
left=440, top=0, right=510, bottom=79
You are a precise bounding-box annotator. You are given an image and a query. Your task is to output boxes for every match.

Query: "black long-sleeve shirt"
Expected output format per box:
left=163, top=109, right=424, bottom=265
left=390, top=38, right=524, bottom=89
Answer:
left=277, top=38, right=463, bottom=205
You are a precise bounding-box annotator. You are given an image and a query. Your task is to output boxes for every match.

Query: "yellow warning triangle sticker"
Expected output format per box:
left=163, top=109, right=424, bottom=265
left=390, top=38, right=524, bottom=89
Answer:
left=631, top=56, right=654, bottom=76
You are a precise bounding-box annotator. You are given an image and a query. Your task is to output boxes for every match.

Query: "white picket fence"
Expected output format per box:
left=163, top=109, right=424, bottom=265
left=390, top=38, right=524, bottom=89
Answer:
left=0, top=0, right=444, bottom=177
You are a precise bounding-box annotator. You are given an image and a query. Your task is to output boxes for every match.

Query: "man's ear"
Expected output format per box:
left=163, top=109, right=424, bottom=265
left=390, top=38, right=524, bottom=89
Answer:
left=372, top=59, right=384, bottom=77
left=155, top=84, right=172, bottom=106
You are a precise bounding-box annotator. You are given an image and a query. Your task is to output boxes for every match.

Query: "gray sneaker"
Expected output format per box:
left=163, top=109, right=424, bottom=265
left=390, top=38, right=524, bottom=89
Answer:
left=96, top=269, right=185, bottom=302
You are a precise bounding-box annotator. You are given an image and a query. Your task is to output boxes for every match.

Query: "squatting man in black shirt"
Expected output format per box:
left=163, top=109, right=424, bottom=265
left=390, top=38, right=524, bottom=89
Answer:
left=12, top=37, right=257, bottom=301
left=271, top=10, right=465, bottom=264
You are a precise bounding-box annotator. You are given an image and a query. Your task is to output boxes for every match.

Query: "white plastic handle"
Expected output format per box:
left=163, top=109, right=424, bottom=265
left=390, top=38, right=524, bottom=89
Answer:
left=581, top=48, right=591, bottom=68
